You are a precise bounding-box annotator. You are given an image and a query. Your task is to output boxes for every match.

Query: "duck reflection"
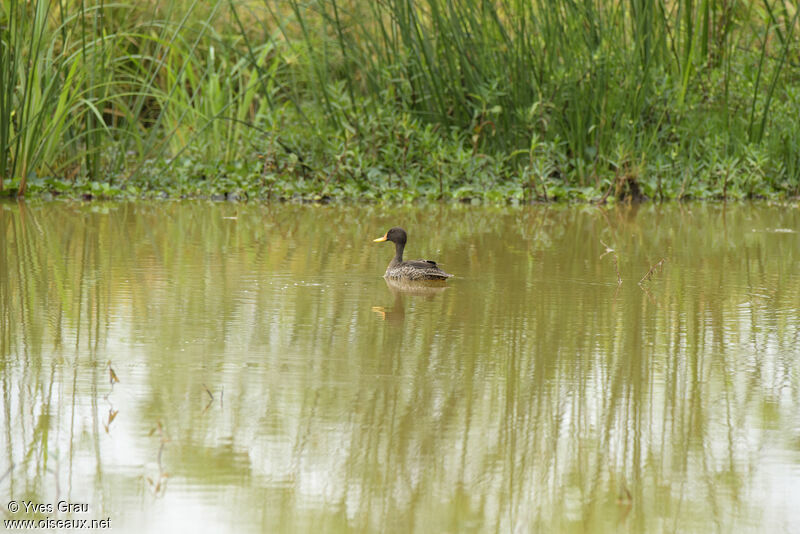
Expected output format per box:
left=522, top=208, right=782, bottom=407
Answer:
left=372, top=278, right=448, bottom=322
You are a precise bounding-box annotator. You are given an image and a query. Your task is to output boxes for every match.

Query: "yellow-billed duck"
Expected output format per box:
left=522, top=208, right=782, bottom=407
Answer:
left=373, top=227, right=453, bottom=281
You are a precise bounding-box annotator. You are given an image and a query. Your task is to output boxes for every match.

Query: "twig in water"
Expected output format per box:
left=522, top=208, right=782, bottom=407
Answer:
left=103, top=407, right=119, bottom=434
left=599, top=239, right=622, bottom=285
left=201, top=384, right=215, bottom=415
left=107, top=361, right=119, bottom=387
left=639, top=283, right=657, bottom=304
left=617, top=485, right=633, bottom=505
left=639, top=258, right=667, bottom=285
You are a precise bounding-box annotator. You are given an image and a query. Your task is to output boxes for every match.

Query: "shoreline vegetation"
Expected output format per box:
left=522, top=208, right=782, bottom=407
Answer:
left=2, top=0, right=799, bottom=203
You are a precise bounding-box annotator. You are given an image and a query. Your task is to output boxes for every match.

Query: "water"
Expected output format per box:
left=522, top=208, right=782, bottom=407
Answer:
left=1, top=201, right=799, bottom=533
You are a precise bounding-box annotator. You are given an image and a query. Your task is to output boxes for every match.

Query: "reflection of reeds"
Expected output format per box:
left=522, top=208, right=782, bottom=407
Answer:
left=3, top=203, right=800, bottom=532
left=0, top=465, right=13, bottom=484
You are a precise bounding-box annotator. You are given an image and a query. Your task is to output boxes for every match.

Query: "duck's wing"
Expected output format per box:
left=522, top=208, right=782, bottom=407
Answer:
left=406, top=259, right=453, bottom=278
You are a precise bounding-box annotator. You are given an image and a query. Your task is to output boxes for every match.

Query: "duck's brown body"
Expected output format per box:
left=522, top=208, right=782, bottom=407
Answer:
left=374, top=227, right=453, bottom=281
left=384, top=257, right=452, bottom=281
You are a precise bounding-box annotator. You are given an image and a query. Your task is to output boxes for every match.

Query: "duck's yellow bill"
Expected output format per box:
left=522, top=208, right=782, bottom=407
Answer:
left=373, top=234, right=387, bottom=242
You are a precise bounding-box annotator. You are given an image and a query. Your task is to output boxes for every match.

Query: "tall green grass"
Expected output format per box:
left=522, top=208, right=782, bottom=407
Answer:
left=1, top=0, right=87, bottom=195
left=278, top=0, right=800, bottom=192
left=1, top=0, right=798, bottom=199
left=0, top=0, right=281, bottom=196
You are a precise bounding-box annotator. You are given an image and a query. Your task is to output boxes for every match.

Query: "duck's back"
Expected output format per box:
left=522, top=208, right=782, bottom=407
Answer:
left=385, top=259, right=453, bottom=281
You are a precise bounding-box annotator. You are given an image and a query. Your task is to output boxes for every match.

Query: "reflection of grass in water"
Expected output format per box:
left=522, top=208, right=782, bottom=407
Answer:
left=2, top=203, right=800, bottom=531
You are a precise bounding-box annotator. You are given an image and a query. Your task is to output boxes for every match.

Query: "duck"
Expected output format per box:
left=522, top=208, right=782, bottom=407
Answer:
left=373, top=227, right=453, bottom=281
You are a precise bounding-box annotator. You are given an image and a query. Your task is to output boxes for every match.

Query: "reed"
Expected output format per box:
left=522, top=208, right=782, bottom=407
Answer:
left=280, top=0, right=800, bottom=192
left=1, top=0, right=87, bottom=195
left=0, top=0, right=280, bottom=195
left=1, top=0, right=798, bottom=199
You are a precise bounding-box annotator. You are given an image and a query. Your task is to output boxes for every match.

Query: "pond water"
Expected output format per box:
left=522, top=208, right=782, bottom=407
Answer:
left=1, top=201, right=799, bottom=533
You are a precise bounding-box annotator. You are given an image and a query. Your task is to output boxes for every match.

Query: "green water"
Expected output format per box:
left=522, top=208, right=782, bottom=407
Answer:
left=2, top=201, right=799, bottom=533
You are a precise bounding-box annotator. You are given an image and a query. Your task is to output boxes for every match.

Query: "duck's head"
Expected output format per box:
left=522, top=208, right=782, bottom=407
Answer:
left=373, top=227, right=407, bottom=245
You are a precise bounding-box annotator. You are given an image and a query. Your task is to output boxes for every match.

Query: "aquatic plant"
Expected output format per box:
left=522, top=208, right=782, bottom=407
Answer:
left=278, top=0, right=800, bottom=198
left=1, top=0, right=799, bottom=201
